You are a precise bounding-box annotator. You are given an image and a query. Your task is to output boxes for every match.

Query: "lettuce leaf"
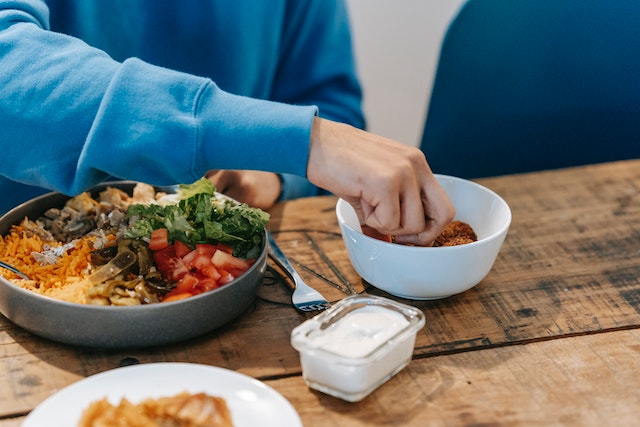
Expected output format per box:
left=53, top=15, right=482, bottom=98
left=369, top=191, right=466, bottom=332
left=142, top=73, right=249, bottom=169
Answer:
left=176, top=177, right=216, bottom=199
left=125, top=179, right=269, bottom=258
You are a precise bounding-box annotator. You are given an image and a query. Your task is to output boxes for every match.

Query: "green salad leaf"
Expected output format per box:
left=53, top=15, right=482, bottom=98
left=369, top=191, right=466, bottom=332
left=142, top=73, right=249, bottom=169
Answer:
left=125, top=178, right=270, bottom=258
left=176, top=177, right=216, bottom=200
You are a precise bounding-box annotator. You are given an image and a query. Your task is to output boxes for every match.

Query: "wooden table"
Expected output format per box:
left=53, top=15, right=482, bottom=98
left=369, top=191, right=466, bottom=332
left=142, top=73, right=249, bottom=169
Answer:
left=1, top=159, right=639, bottom=426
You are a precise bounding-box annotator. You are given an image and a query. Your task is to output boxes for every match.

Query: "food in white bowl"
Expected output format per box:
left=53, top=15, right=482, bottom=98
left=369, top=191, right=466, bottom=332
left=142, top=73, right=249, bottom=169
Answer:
left=291, top=294, right=425, bottom=402
left=335, top=174, right=511, bottom=300
left=0, top=179, right=269, bottom=348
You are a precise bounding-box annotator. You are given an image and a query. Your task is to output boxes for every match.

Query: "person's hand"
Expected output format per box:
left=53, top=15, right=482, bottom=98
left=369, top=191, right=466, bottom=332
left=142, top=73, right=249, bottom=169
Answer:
left=206, top=170, right=281, bottom=210
left=306, top=117, right=455, bottom=246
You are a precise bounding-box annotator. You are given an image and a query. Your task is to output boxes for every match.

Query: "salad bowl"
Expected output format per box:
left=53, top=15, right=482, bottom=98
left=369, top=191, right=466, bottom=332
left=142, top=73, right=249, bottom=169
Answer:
left=0, top=181, right=268, bottom=348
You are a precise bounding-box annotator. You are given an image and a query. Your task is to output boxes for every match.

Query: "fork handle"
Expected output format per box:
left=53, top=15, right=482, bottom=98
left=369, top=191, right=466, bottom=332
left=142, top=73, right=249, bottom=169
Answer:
left=267, top=232, right=300, bottom=282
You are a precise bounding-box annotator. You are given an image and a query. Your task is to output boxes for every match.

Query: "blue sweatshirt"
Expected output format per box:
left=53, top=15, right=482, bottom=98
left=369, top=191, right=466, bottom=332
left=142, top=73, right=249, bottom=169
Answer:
left=0, top=0, right=364, bottom=214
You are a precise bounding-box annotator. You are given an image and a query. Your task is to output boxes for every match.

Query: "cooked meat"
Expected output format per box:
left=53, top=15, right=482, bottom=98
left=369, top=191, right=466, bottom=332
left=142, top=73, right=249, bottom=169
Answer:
left=433, top=220, right=477, bottom=247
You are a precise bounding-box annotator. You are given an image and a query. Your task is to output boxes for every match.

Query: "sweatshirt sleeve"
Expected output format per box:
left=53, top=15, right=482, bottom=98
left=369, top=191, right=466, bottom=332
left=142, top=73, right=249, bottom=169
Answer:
left=274, top=0, right=365, bottom=199
left=0, top=1, right=317, bottom=197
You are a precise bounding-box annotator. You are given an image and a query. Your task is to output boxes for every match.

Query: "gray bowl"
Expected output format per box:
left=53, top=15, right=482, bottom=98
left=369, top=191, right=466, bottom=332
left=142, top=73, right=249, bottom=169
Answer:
left=0, top=182, right=267, bottom=348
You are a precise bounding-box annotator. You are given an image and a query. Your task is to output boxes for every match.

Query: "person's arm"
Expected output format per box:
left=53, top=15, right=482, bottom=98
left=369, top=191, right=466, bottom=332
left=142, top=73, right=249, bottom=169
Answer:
left=0, top=1, right=316, bottom=197
left=208, top=0, right=365, bottom=205
left=277, top=0, right=366, bottom=201
left=0, top=1, right=454, bottom=244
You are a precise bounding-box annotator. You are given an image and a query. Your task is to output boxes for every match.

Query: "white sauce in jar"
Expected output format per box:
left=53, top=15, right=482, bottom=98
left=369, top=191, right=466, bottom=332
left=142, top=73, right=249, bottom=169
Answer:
left=291, top=294, right=425, bottom=402
left=311, top=306, right=410, bottom=358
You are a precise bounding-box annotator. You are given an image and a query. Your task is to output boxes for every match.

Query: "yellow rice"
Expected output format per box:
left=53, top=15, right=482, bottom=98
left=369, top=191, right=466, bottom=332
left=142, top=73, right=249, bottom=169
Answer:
left=0, top=222, right=106, bottom=304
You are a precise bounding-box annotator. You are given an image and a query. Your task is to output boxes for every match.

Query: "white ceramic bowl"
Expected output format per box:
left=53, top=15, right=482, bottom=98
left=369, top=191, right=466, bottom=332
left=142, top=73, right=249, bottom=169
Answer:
left=336, top=175, right=511, bottom=300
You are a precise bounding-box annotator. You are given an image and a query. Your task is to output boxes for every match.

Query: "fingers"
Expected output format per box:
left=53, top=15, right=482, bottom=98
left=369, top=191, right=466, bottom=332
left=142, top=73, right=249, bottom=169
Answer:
left=205, top=170, right=228, bottom=193
left=395, top=175, right=455, bottom=246
left=365, top=167, right=455, bottom=246
left=206, top=170, right=281, bottom=210
left=360, top=172, right=421, bottom=235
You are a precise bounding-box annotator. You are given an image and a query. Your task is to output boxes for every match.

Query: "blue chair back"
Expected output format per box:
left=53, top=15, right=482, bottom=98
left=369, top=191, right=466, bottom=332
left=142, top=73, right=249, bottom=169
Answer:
left=421, top=0, right=640, bottom=178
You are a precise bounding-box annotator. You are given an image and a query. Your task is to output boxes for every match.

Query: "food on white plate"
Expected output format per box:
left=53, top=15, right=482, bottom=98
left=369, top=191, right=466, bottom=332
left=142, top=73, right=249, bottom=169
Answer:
left=0, top=178, right=269, bottom=305
left=78, top=391, right=233, bottom=427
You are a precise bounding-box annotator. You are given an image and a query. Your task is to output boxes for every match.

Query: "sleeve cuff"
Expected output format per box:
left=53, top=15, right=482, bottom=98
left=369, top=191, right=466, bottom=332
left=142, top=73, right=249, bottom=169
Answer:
left=278, top=173, right=322, bottom=201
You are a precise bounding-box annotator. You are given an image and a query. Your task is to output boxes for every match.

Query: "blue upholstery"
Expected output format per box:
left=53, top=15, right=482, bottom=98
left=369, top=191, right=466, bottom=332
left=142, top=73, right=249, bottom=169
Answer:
left=421, top=0, right=640, bottom=178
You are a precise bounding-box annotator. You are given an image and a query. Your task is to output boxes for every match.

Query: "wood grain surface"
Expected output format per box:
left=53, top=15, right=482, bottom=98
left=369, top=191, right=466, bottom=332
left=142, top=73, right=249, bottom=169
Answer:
left=1, top=159, right=639, bottom=426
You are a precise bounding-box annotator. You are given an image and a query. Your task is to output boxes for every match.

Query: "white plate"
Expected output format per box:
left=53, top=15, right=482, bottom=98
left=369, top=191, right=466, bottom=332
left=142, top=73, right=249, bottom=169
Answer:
left=24, top=362, right=302, bottom=427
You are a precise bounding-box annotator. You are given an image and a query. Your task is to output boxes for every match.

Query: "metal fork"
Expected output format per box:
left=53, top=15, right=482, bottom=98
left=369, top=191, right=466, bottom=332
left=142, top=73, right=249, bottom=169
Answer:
left=267, top=232, right=330, bottom=312
left=0, top=260, right=30, bottom=280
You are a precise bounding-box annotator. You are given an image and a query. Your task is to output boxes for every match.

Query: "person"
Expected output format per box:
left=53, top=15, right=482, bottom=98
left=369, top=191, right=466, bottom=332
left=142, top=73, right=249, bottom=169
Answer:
left=0, top=0, right=454, bottom=246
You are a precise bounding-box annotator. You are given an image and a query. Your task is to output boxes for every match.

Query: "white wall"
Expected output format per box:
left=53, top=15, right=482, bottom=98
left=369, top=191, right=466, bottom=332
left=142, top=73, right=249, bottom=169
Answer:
left=346, top=0, right=464, bottom=147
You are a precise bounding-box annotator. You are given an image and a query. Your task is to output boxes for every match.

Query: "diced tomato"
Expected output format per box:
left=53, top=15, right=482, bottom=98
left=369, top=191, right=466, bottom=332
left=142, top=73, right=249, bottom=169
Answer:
left=195, top=243, right=218, bottom=257
left=170, top=258, right=189, bottom=281
left=180, top=249, right=220, bottom=279
left=189, top=253, right=212, bottom=270
left=172, top=272, right=199, bottom=294
left=195, top=276, right=219, bottom=292
left=200, top=262, right=222, bottom=281
left=194, top=254, right=221, bottom=277
left=162, top=292, right=192, bottom=303
left=151, top=238, right=254, bottom=297
left=148, top=228, right=170, bottom=251
left=211, top=250, right=254, bottom=278
left=152, top=246, right=189, bottom=281
left=181, top=248, right=198, bottom=266
left=216, top=242, right=234, bottom=254
left=216, top=268, right=236, bottom=285
left=153, top=246, right=177, bottom=278
left=173, top=239, right=192, bottom=258
left=224, top=267, right=240, bottom=278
